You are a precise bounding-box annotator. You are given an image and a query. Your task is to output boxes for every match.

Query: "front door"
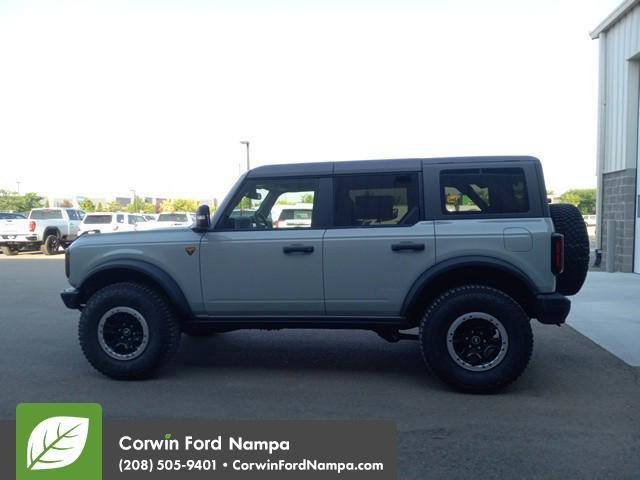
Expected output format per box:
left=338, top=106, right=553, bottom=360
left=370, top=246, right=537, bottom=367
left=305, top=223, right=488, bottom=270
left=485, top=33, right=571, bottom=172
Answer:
left=200, top=176, right=326, bottom=315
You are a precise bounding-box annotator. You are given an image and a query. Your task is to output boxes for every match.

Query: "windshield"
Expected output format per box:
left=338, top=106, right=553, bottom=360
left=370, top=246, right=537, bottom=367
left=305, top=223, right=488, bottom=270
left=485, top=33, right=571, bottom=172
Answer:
left=83, top=214, right=113, bottom=224
left=158, top=213, right=189, bottom=223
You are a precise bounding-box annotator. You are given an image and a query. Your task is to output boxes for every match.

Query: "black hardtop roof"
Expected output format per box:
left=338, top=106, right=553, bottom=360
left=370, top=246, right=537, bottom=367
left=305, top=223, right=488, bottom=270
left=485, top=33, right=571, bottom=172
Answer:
left=247, top=156, right=540, bottom=177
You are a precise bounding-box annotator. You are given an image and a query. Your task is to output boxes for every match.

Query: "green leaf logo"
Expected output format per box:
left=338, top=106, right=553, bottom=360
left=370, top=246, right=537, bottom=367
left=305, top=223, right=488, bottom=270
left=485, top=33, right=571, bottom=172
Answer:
left=26, top=416, right=90, bottom=471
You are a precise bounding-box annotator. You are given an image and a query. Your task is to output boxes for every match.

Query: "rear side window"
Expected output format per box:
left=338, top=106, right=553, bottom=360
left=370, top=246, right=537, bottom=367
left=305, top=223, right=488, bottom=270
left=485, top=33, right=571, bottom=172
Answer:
left=30, top=209, right=63, bottom=220
left=84, top=214, right=113, bottom=224
left=440, top=168, right=529, bottom=215
left=333, top=173, right=421, bottom=227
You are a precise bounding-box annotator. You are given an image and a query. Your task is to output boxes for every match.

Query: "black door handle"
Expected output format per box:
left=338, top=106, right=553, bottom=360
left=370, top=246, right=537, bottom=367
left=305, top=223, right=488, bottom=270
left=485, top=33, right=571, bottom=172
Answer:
left=283, top=245, right=314, bottom=254
left=391, top=242, right=425, bottom=252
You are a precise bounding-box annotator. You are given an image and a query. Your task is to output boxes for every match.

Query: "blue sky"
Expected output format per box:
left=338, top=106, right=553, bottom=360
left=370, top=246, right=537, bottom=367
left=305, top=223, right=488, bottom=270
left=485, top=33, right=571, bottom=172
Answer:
left=0, top=0, right=622, bottom=199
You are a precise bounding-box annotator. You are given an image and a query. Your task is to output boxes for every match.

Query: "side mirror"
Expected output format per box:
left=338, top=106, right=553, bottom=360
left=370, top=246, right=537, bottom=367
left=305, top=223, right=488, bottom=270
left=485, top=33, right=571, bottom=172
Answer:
left=194, top=205, right=211, bottom=231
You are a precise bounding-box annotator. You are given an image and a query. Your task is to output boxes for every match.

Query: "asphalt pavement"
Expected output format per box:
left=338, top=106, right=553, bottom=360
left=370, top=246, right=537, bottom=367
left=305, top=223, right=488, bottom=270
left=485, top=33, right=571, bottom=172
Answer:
left=1, top=254, right=639, bottom=479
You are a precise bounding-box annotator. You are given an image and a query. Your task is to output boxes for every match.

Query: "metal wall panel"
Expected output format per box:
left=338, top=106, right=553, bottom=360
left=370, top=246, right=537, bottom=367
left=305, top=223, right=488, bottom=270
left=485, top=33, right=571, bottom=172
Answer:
left=602, top=4, right=640, bottom=173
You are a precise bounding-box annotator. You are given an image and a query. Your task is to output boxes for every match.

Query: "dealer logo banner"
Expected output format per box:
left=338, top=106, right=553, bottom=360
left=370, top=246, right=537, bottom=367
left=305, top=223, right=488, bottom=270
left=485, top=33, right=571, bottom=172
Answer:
left=16, top=403, right=102, bottom=480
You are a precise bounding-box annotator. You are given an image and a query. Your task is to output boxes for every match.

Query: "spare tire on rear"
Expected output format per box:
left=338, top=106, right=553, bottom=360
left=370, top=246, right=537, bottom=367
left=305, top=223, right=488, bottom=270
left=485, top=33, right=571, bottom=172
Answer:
left=549, top=203, right=589, bottom=295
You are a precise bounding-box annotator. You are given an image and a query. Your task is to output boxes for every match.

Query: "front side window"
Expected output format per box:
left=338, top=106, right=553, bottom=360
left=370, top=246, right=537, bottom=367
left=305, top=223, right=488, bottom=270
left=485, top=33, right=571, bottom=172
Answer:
left=333, top=173, right=420, bottom=227
left=441, top=168, right=529, bottom=215
left=66, top=209, right=79, bottom=220
left=116, top=214, right=125, bottom=223
left=222, top=178, right=318, bottom=230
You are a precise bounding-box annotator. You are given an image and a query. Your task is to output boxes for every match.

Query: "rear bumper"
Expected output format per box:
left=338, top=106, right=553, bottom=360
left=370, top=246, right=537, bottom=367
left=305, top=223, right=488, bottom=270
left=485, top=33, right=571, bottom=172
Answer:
left=61, top=288, right=82, bottom=310
left=0, top=234, right=38, bottom=244
left=534, top=293, right=571, bottom=325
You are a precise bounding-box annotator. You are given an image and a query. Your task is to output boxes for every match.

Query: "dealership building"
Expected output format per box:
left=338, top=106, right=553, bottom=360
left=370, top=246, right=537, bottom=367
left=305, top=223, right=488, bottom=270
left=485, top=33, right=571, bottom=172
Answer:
left=591, top=0, right=640, bottom=272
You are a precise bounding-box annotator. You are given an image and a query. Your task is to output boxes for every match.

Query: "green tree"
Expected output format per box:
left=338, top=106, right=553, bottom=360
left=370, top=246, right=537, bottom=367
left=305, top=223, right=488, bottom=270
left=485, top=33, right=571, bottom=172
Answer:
left=300, top=193, right=314, bottom=204
left=560, top=188, right=596, bottom=214
left=96, top=202, right=104, bottom=212
left=106, top=201, right=124, bottom=212
left=79, top=198, right=96, bottom=212
left=161, top=198, right=198, bottom=212
left=126, top=196, right=156, bottom=214
left=0, top=190, right=44, bottom=212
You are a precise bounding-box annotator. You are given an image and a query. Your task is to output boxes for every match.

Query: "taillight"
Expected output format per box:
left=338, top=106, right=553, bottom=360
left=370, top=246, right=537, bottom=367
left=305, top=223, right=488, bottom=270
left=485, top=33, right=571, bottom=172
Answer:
left=29, top=221, right=36, bottom=232
left=551, top=233, right=564, bottom=275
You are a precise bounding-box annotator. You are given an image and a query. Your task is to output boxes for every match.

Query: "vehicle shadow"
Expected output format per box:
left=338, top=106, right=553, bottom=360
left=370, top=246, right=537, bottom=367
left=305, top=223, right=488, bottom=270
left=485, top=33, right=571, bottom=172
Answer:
left=175, top=329, right=441, bottom=385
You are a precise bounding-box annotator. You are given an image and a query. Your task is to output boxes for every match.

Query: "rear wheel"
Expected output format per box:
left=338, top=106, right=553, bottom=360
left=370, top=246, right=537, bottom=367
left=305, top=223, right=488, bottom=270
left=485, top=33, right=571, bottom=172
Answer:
left=40, top=234, right=61, bottom=255
left=79, top=282, right=181, bottom=379
left=420, top=285, right=533, bottom=393
left=1, top=246, right=18, bottom=256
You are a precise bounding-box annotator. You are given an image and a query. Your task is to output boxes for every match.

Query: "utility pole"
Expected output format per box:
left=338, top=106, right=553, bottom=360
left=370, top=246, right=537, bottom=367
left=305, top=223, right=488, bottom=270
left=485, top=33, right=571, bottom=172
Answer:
left=130, top=189, right=136, bottom=210
left=240, top=141, right=250, bottom=171
left=16, top=181, right=22, bottom=195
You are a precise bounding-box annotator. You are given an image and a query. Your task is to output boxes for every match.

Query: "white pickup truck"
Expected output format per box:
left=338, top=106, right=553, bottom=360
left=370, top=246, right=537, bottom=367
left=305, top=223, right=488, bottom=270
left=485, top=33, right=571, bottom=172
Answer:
left=0, top=208, right=85, bottom=255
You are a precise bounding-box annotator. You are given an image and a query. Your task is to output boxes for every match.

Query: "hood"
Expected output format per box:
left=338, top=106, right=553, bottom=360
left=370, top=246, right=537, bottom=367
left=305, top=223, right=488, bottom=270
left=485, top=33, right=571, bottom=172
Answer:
left=70, top=227, right=198, bottom=249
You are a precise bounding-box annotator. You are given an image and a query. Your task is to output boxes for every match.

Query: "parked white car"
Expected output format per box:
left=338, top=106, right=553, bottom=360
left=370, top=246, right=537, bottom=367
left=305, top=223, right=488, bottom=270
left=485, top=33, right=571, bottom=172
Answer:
left=154, top=212, right=195, bottom=228
left=274, top=204, right=313, bottom=229
left=79, top=212, right=150, bottom=235
left=0, top=208, right=85, bottom=255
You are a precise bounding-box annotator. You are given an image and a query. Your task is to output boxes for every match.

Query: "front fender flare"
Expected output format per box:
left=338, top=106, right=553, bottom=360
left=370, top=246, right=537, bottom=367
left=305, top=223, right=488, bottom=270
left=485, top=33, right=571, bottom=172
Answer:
left=77, top=259, right=193, bottom=317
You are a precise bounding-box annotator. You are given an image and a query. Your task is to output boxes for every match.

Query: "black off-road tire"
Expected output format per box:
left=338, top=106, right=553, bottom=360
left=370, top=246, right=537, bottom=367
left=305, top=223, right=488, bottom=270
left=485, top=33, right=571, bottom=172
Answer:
left=1, top=246, right=18, bottom=256
left=420, top=285, right=533, bottom=394
left=549, top=203, right=589, bottom=296
left=40, top=234, right=61, bottom=255
left=79, top=282, right=181, bottom=380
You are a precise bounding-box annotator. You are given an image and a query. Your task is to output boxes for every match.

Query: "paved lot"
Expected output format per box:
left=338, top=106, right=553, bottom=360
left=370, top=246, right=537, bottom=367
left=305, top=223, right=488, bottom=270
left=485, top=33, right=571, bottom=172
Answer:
left=1, top=255, right=639, bottom=479
left=570, top=272, right=640, bottom=366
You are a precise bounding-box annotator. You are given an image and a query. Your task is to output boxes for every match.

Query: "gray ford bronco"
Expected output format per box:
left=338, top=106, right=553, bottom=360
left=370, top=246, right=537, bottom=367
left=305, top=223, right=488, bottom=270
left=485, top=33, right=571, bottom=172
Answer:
left=61, top=156, right=589, bottom=393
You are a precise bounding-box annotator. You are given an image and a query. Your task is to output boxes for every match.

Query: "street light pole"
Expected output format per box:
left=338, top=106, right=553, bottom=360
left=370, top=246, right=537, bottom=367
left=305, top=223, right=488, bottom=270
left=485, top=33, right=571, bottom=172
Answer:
left=130, top=189, right=136, bottom=210
left=240, top=141, right=250, bottom=171
left=16, top=181, right=22, bottom=195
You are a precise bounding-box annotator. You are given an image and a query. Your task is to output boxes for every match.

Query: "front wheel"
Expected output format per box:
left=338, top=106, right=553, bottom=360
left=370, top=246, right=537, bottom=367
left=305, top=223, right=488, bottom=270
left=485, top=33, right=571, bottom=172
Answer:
left=420, top=285, right=533, bottom=393
left=79, top=282, right=181, bottom=379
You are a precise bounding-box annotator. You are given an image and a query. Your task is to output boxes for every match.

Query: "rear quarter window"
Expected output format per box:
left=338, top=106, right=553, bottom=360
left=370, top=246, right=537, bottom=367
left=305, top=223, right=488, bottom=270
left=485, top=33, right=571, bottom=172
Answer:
left=440, top=168, right=529, bottom=215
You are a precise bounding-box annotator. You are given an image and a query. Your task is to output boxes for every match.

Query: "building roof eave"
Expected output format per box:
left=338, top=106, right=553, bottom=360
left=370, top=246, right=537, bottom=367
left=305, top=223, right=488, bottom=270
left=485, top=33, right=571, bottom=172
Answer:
left=590, top=0, right=640, bottom=39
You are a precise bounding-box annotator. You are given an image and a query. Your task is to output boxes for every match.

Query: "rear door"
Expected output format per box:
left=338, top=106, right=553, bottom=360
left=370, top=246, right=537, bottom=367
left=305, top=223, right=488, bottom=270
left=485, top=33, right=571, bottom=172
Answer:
left=323, top=170, right=436, bottom=316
